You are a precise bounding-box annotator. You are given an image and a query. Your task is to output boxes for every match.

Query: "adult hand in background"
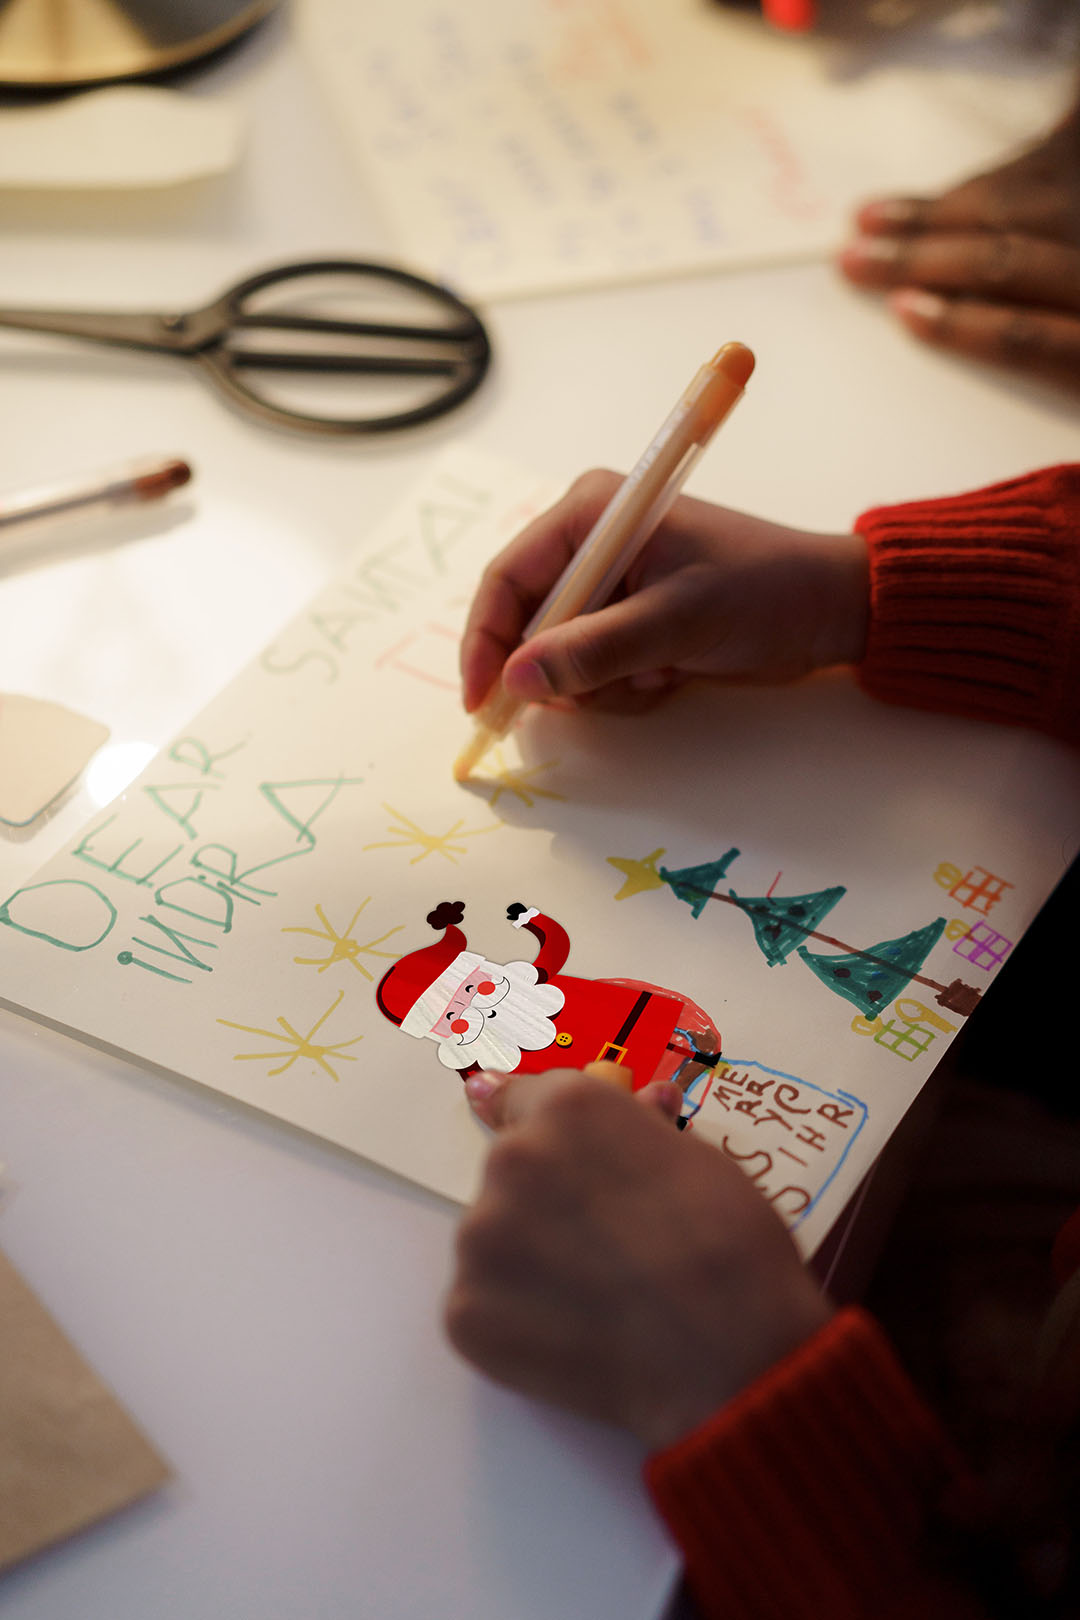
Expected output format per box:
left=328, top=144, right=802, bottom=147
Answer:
left=839, top=102, right=1080, bottom=393
left=460, top=473, right=867, bottom=716
left=445, top=1067, right=831, bottom=1451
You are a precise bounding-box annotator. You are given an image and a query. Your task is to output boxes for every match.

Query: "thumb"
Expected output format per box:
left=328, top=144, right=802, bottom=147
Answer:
left=502, top=574, right=717, bottom=701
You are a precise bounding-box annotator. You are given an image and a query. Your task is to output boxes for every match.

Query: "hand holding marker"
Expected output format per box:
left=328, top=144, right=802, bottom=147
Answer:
left=454, top=342, right=755, bottom=780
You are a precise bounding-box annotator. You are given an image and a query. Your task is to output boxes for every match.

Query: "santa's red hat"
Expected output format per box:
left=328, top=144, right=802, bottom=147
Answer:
left=376, top=901, right=485, bottom=1037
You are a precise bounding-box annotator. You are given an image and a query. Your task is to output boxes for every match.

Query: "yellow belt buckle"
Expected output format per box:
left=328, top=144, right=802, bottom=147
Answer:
left=595, top=1041, right=627, bottom=1065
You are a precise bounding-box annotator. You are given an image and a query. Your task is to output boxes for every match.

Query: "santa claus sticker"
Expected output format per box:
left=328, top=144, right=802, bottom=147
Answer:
left=376, top=900, right=723, bottom=1123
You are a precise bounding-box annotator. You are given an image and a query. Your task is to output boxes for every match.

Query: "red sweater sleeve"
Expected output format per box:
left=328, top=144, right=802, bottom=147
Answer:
left=645, top=1307, right=987, bottom=1620
left=854, top=464, right=1080, bottom=745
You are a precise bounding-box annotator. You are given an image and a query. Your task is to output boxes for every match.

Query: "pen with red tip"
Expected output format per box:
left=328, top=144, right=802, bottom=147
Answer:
left=0, top=455, right=192, bottom=540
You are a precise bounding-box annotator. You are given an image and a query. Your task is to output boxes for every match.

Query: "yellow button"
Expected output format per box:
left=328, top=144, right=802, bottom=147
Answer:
left=555, top=1031, right=573, bottom=1047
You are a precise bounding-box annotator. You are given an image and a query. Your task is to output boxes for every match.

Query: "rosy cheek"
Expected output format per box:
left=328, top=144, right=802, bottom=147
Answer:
left=450, top=1019, right=470, bottom=1035
left=478, top=980, right=496, bottom=995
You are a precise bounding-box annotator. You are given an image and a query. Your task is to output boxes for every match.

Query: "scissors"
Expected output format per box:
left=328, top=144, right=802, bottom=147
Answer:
left=0, top=258, right=492, bottom=436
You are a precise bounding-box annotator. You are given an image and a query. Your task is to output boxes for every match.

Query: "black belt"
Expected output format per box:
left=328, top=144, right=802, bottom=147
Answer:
left=595, top=991, right=651, bottom=1065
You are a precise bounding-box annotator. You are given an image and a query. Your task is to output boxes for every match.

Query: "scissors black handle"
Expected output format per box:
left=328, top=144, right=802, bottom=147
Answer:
left=232, top=311, right=481, bottom=347
left=198, top=259, right=492, bottom=434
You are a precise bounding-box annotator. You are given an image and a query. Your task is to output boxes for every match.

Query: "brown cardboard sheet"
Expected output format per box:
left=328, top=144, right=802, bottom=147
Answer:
left=0, top=1247, right=168, bottom=1573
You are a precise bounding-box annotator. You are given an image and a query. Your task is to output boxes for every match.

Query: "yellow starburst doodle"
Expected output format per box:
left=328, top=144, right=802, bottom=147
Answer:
left=485, top=749, right=565, bottom=810
left=282, top=898, right=403, bottom=979
left=607, top=848, right=667, bottom=900
left=363, top=803, right=499, bottom=864
left=218, top=989, right=362, bottom=1081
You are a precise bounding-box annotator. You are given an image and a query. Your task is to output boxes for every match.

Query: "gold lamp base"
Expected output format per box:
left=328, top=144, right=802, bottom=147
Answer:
left=0, top=0, right=278, bottom=87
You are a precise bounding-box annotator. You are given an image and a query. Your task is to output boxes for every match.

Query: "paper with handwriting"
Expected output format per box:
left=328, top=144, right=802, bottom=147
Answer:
left=0, top=448, right=1077, bottom=1255
left=299, top=0, right=1071, bottom=299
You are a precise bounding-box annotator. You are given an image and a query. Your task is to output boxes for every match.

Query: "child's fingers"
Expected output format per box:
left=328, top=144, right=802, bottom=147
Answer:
left=889, top=289, right=1080, bottom=386
left=853, top=171, right=1065, bottom=240
left=634, top=1079, right=684, bottom=1122
left=493, top=672, right=685, bottom=717
left=460, top=471, right=621, bottom=711
left=464, top=1066, right=621, bottom=1130
left=839, top=232, right=1080, bottom=312
left=854, top=182, right=1019, bottom=236
left=502, top=572, right=717, bottom=701
left=855, top=195, right=962, bottom=234
left=464, top=1065, right=679, bottom=1134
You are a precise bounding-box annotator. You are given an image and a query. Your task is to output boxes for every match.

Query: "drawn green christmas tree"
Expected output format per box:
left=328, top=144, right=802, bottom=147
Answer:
left=658, top=849, right=740, bottom=919
left=797, top=916, right=946, bottom=1017
left=730, top=885, right=846, bottom=968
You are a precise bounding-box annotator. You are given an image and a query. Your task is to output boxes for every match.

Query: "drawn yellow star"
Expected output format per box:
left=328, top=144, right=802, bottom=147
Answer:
left=282, top=898, right=403, bottom=979
left=485, top=750, right=565, bottom=810
left=218, top=989, right=362, bottom=1081
left=607, top=847, right=667, bottom=900
left=363, top=802, right=499, bottom=864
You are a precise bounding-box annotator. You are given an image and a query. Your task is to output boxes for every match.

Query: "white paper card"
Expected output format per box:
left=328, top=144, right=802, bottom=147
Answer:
left=299, top=0, right=1072, bottom=298
left=0, top=87, right=242, bottom=191
left=0, top=448, right=1076, bottom=1256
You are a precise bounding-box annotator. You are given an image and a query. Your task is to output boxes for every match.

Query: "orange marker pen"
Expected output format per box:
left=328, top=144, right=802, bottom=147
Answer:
left=454, top=341, right=756, bottom=781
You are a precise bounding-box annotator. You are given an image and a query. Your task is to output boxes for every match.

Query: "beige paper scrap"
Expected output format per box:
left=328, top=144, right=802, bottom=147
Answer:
left=0, top=694, right=110, bottom=829
left=0, top=86, right=242, bottom=190
left=0, top=1247, right=168, bottom=1573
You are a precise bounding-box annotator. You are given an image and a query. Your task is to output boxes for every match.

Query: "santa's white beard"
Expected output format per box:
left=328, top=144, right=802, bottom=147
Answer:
left=433, top=960, right=564, bottom=1072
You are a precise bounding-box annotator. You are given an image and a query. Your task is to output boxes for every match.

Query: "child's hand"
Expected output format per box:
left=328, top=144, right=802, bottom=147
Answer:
left=460, top=471, right=868, bottom=714
left=445, top=1066, right=831, bottom=1449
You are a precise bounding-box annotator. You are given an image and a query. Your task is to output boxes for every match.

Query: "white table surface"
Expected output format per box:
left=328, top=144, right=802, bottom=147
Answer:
left=1, top=9, right=1079, bottom=1619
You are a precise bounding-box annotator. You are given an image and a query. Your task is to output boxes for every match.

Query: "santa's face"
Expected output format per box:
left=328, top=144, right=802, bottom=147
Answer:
left=428, top=958, right=565, bottom=1071
left=429, top=966, right=508, bottom=1039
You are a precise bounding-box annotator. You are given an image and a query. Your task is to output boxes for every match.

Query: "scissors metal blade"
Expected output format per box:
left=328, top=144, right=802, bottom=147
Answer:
left=0, top=304, right=220, bottom=352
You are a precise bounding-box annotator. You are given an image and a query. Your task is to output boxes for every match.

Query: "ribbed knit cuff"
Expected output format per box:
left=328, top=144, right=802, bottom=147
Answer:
left=854, top=465, right=1080, bottom=745
left=644, top=1307, right=976, bottom=1620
